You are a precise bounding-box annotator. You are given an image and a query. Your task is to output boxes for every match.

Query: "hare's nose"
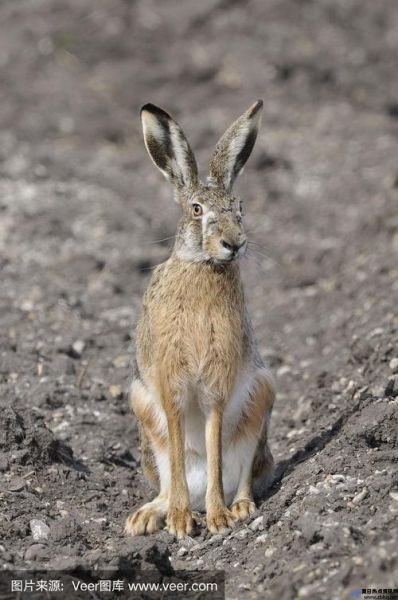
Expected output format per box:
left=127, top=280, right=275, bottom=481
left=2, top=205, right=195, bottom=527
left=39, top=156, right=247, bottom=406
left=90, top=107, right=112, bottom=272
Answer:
left=221, top=239, right=246, bottom=254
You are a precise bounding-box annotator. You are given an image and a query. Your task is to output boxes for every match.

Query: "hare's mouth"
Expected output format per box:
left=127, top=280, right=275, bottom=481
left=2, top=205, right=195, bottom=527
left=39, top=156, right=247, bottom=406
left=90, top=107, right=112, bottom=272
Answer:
left=208, top=255, right=238, bottom=266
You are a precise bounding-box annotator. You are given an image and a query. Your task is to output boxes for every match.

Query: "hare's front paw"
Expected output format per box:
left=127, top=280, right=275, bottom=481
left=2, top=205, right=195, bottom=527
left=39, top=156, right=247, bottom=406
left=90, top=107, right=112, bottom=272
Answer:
left=230, top=499, right=256, bottom=521
left=125, top=503, right=166, bottom=536
left=206, top=505, right=237, bottom=534
left=166, top=506, right=194, bottom=539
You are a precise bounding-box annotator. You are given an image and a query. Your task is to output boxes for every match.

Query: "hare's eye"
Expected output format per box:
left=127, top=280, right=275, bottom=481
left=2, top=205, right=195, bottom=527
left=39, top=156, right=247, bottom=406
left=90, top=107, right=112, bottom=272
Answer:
left=192, top=203, right=203, bottom=217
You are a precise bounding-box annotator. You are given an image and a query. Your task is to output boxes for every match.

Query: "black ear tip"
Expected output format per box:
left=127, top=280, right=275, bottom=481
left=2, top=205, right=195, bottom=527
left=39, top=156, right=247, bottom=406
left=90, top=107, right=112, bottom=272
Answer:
left=141, top=103, right=156, bottom=114
left=252, top=99, right=263, bottom=113
left=245, top=99, right=263, bottom=119
left=140, top=103, right=171, bottom=120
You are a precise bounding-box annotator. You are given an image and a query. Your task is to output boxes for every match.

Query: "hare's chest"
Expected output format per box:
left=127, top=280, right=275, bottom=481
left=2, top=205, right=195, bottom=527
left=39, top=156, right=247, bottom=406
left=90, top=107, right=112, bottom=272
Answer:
left=147, top=263, right=245, bottom=378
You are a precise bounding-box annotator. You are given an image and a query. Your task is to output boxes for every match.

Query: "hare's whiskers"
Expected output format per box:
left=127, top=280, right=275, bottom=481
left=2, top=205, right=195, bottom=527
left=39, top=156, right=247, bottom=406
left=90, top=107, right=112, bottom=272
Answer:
left=139, top=262, right=165, bottom=271
left=247, top=245, right=277, bottom=266
left=149, top=235, right=177, bottom=244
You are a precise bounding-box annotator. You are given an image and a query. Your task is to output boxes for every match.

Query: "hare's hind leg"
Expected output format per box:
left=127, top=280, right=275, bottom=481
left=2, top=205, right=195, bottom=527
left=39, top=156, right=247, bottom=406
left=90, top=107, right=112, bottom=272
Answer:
left=252, top=418, right=275, bottom=498
left=125, top=379, right=169, bottom=536
left=230, top=370, right=274, bottom=521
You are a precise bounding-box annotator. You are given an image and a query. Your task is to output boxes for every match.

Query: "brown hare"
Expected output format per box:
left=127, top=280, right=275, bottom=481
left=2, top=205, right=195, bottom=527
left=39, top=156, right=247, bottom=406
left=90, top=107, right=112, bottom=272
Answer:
left=125, top=100, right=275, bottom=539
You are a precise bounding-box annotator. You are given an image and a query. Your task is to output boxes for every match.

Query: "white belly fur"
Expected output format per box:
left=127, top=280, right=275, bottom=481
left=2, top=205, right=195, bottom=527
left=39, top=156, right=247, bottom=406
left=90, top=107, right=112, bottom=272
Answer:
left=136, top=367, right=270, bottom=511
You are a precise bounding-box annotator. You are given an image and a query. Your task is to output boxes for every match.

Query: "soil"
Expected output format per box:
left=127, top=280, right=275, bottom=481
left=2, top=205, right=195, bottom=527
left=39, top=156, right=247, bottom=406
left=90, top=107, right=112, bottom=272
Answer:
left=1, top=1, right=398, bottom=598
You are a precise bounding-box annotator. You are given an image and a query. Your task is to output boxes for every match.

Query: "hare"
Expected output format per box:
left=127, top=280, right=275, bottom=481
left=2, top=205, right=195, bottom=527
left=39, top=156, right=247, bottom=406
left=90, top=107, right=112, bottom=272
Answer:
left=125, top=100, right=275, bottom=539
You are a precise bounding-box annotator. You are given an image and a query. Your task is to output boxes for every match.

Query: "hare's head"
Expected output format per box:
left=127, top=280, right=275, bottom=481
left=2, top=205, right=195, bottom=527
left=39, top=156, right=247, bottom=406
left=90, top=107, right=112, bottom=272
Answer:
left=141, top=100, right=263, bottom=264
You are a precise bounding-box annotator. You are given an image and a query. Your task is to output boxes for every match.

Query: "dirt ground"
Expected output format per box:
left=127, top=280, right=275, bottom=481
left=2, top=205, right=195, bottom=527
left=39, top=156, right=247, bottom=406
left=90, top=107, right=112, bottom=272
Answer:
left=1, top=1, right=398, bottom=598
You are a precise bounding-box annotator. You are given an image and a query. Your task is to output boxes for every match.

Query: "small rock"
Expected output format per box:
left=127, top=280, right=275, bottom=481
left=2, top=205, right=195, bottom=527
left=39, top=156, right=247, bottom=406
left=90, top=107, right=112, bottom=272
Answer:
left=181, top=536, right=197, bottom=548
left=265, top=547, right=275, bottom=557
left=277, top=365, right=291, bottom=377
left=46, top=556, right=82, bottom=571
left=249, top=516, right=264, bottom=531
left=208, top=534, right=223, bottom=545
left=329, top=474, right=345, bottom=482
left=233, top=528, right=251, bottom=539
left=109, top=385, right=123, bottom=399
left=389, top=488, right=398, bottom=502
left=389, top=358, right=398, bottom=373
left=385, top=378, right=397, bottom=398
left=351, top=339, right=373, bottom=362
left=255, top=533, right=268, bottom=544
left=25, top=544, right=46, bottom=561
left=83, top=549, right=102, bottom=563
left=8, top=477, right=25, bottom=492
left=30, top=519, right=50, bottom=542
left=352, top=487, right=368, bottom=504
left=129, top=448, right=140, bottom=463
left=112, top=354, right=130, bottom=369
left=71, top=340, right=85, bottom=358
left=177, top=547, right=187, bottom=557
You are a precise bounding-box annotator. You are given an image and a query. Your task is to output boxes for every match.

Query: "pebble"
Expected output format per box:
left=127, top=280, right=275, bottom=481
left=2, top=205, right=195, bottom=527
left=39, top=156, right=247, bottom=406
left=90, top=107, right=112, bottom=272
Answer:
left=249, top=516, right=264, bottom=531
left=177, top=547, right=188, bottom=557
left=389, top=489, right=398, bottom=502
left=191, top=534, right=223, bottom=553
left=112, top=354, right=130, bottom=369
left=71, top=340, right=85, bottom=358
left=46, top=556, right=81, bottom=571
left=30, top=519, right=50, bottom=542
left=255, top=533, right=268, bottom=544
left=180, top=536, right=196, bottom=548
left=389, top=358, right=398, bottom=372
left=233, top=528, right=251, bottom=539
left=277, top=365, right=291, bottom=377
left=329, top=474, right=345, bottom=482
left=352, top=487, right=368, bottom=504
left=7, top=477, right=25, bottom=492
left=385, top=378, right=396, bottom=397
left=109, top=385, right=123, bottom=398
left=208, top=534, right=224, bottom=545
left=25, top=544, right=46, bottom=561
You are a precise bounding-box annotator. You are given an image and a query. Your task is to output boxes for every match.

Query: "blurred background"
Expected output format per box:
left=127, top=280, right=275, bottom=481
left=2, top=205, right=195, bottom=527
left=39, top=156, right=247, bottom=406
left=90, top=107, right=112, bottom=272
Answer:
left=1, top=1, right=398, bottom=597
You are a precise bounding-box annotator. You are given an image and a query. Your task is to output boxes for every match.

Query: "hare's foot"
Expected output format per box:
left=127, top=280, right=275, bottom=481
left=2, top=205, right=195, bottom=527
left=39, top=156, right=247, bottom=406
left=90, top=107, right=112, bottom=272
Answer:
left=230, top=498, right=256, bottom=521
left=125, top=497, right=167, bottom=536
left=206, top=504, right=237, bottom=534
left=166, top=506, right=195, bottom=539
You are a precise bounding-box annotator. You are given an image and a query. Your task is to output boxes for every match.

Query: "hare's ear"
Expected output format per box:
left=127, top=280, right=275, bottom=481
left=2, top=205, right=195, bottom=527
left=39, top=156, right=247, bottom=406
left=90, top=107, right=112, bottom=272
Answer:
left=141, top=103, right=198, bottom=189
left=209, top=100, right=263, bottom=192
